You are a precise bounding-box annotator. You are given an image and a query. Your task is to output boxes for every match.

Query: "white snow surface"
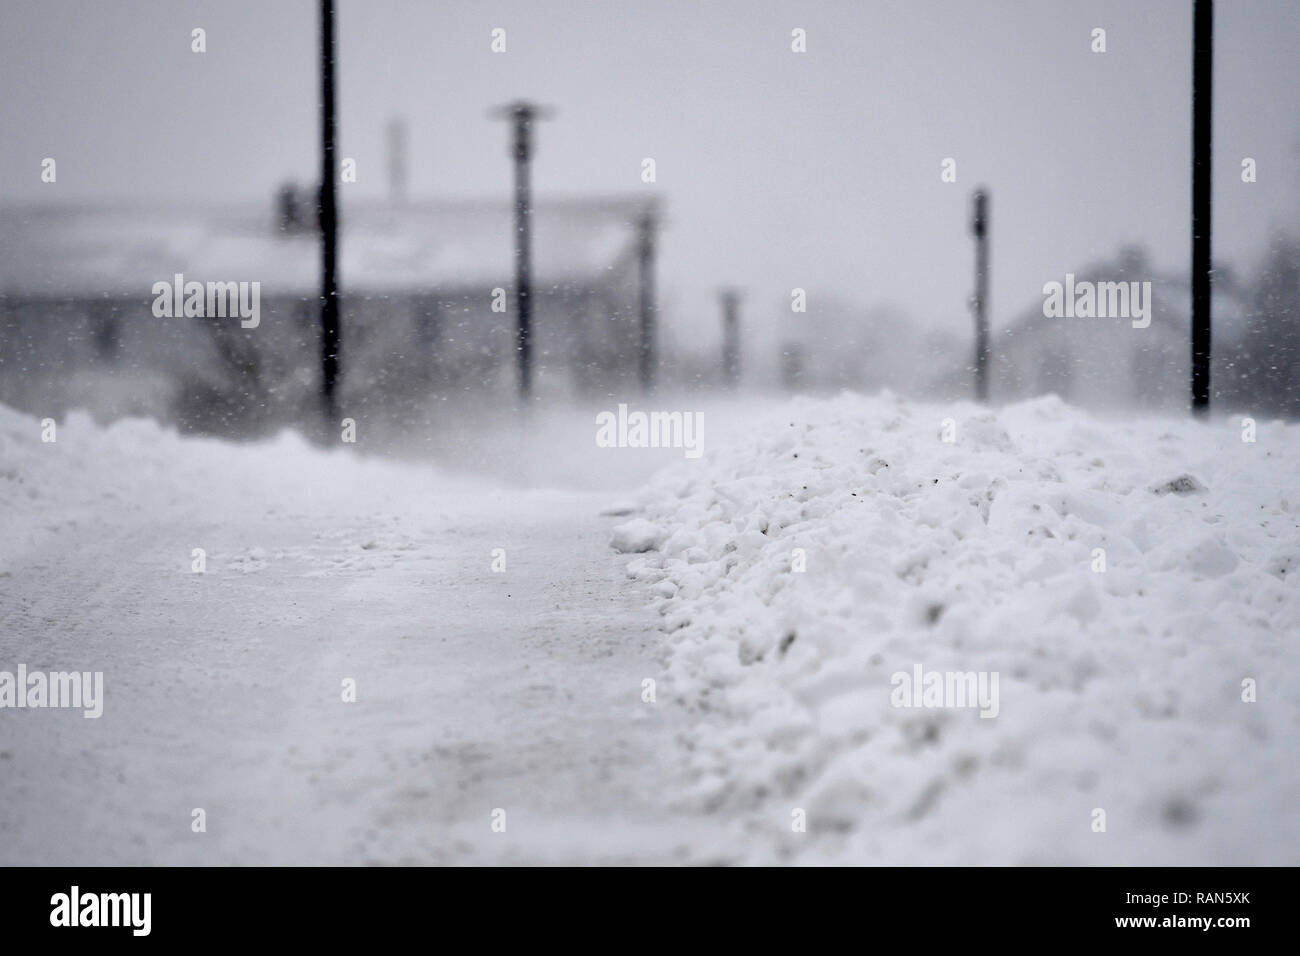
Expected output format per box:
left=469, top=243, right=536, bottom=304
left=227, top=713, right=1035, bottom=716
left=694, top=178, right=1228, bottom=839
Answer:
left=618, top=392, right=1300, bottom=864
left=2, top=393, right=1297, bottom=866
left=0, top=405, right=711, bottom=865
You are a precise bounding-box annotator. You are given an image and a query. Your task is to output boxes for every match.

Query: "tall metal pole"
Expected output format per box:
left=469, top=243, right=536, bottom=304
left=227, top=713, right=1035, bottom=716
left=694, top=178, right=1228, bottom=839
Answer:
left=491, top=102, right=546, bottom=401
left=513, top=109, right=533, bottom=400
left=637, top=206, right=658, bottom=392
left=720, top=289, right=740, bottom=389
left=1191, top=0, right=1213, bottom=414
left=971, top=188, right=990, bottom=403
left=319, top=0, right=340, bottom=423
left=387, top=117, right=407, bottom=205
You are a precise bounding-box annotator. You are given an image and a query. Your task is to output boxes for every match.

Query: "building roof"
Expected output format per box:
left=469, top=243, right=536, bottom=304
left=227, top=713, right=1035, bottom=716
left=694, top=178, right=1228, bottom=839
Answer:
left=0, top=195, right=658, bottom=299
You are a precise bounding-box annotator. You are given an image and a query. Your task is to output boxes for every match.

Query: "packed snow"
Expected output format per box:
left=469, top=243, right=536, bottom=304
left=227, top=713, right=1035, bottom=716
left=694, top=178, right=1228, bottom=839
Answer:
left=614, top=392, right=1300, bottom=864
left=0, top=405, right=709, bottom=864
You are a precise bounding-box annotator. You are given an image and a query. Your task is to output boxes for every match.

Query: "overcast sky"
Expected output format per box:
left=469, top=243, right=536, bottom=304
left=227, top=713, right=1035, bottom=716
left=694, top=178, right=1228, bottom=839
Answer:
left=2, top=0, right=1297, bottom=349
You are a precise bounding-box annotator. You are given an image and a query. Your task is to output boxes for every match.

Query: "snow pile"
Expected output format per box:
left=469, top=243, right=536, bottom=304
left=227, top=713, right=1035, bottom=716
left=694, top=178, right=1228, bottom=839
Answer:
left=0, top=406, right=485, bottom=580
left=616, top=392, right=1300, bottom=864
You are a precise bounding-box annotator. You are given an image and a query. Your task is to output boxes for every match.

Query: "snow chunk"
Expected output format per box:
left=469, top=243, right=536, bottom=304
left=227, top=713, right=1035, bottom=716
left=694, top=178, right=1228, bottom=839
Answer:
left=1150, top=474, right=1207, bottom=496
left=610, top=518, right=666, bottom=553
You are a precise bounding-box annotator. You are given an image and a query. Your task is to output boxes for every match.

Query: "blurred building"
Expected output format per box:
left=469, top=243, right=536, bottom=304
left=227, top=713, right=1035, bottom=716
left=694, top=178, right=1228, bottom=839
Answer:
left=0, top=193, right=658, bottom=433
left=929, top=247, right=1254, bottom=412
left=988, top=247, right=1249, bottom=412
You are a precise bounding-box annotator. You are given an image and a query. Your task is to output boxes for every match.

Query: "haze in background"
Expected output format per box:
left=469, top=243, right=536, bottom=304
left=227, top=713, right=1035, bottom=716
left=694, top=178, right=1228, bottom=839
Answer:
left=2, top=0, right=1297, bottom=355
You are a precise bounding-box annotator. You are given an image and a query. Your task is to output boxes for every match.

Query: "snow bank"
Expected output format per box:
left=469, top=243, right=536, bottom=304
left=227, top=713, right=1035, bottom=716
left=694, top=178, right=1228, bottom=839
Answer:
left=0, top=405, right=483, bottom=579
left=617, top=392, right=1300, bottom=864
